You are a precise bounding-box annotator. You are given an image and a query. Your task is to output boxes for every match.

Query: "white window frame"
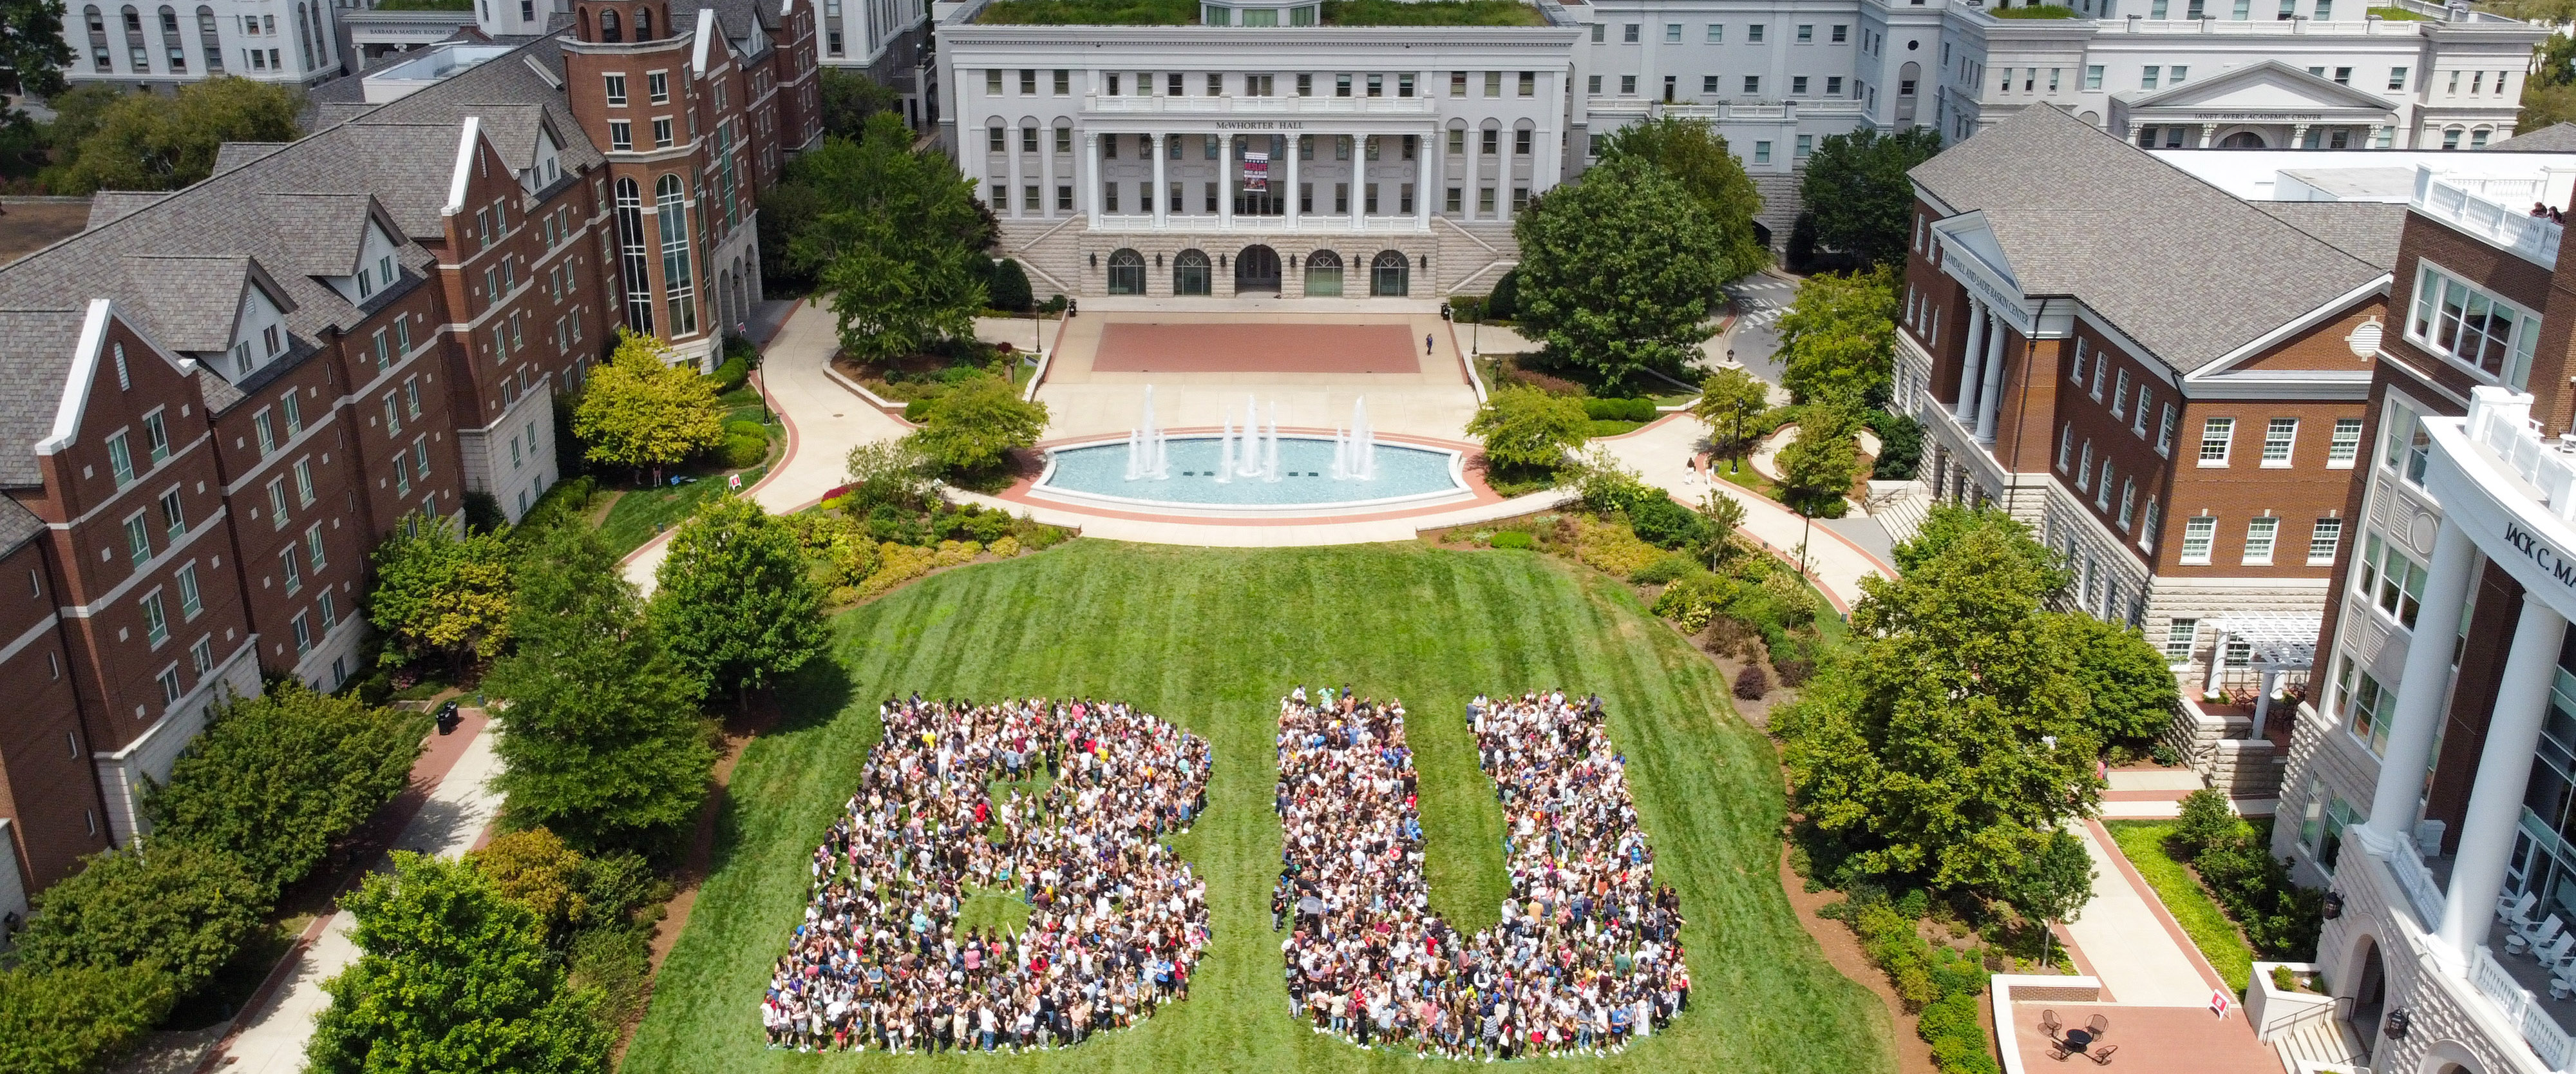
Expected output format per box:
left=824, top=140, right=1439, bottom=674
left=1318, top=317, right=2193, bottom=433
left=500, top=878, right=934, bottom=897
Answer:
left=2327, top=417, right=2363, bottom=468
left=2181, top=516, right=2217, bottom=564
left=2407, top=260, right=2541, bottom=388
left=2199, top=417, right=2234, bottom=466
left=2261, top=417, right=2299, bottom=468
left=2244, top=517, right=2280, bottom=566
left=2309, top=517, right=2344, bottom=566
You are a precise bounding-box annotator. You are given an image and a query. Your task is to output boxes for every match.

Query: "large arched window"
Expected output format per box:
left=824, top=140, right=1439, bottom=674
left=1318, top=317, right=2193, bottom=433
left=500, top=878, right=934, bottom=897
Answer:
left=1172, top=249, right=1211, bottom=296
left=599, top=6, right=620, bottom=41
left=1303, top=249, right=1343, bottom=298
left=1370, top=250, right=1408, bottom=297
left=195, top=6, right=220, bottom=70
left=156, top=5, right=183, bottom=72
left=1106, top=249, right=1145, bottom=294
left=613, top=177, right=653, bottom=334
left=656, top=173, right=698, bottom=336
left=635, top=6, right=652, bottom=38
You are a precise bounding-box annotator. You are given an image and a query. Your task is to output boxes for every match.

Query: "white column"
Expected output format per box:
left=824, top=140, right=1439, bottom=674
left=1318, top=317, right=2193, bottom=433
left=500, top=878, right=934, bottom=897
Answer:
left=1416, top=128, right=1432, bottom=229
left=1955, top=299, right=1987, bottom=424
left=2368, top=515, right=2479, bottom=845
left=1287, top=134, right=1301, bottom=230
left=1219, top=134, right=1234, bottom=231
left=1974, top=313, right=2008, bottom=443
left=1041, top=127, right=1057, bottom=220
left=1084, top=132, right=1101, bottom=227
left=2437, top=598, right=2570, bottom=968
left=1151, top=131, right=1167, bottom=229
left=1497, top=130, right=1514, bottom=224
left=1007, top=126, right=1024, bottom=219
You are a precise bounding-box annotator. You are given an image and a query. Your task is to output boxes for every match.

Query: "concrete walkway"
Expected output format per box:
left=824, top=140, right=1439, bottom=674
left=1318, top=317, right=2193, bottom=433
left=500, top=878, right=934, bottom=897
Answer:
left=2062, top=818, right=2230, bottom=1008
left=1591, top=414, right=1893, bottom=612
left=203, top=715, right=507, bottom=1073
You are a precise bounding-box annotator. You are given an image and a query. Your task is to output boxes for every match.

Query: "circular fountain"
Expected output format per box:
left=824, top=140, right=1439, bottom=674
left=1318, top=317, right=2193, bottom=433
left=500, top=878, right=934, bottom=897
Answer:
left=1029, top=391, right=1473, bottom=516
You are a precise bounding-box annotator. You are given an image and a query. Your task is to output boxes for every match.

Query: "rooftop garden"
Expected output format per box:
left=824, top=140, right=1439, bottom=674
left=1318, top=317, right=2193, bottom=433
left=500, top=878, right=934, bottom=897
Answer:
left=975, top=0, right=1545, bottom=24
left=2367, top=3, right=2430, bottom=16
left=1989, top=3, right=2081, bottom=16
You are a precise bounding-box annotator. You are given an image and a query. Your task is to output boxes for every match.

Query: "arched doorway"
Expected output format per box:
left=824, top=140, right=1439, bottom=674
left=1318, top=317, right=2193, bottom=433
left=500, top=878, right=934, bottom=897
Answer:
left=2349, top=936, right=2388, bottom=1053
left=2219, top=131, right=2267, bottom=149
left=1235, top=245, right=1281, bottom=294
left=1106, top=249, right=1145, bottom=294
left=1173, top=249, right=1212, bottom=296
left=1370, top=250, right=1409, bottom=297
left=1303, top=250, right=1343, bottom=297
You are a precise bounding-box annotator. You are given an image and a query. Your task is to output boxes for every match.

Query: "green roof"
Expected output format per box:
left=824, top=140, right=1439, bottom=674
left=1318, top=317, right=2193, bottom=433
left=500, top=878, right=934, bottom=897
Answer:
left=1320, top=0, right=1545, bottom=26
left=1989, top=3, right=2081, bottom=17
left=976, top=0, right=1197, bottom=25
left=973, top=0, right=1546, bottom=25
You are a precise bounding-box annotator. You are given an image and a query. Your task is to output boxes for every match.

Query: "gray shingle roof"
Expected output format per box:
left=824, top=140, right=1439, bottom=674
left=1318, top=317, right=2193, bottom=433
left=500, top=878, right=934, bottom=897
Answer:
left=213, top=142, right=289, bottom=175
left=85, top=192, right=166, bottom=230
left=0, top=308, right=98, bottom=488
left=1911, top=105, right=2386, bottom=374
left=2255, top=200, right=2407, bottom=272
left=2491, top=122, right=2576, bottom=153
left=0, top=495, right=40, bottom=553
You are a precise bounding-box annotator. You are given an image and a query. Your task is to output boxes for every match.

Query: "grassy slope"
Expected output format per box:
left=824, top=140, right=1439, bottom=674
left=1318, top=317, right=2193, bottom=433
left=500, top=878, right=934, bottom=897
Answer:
left=621, top=541, right=1890, bottom=1074
left=2103, top=821, right=2255, bottom=993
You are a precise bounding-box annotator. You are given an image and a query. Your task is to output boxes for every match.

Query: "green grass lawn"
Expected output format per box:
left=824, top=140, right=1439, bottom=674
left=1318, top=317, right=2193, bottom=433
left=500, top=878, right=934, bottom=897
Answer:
left=1321, top=0, right=1546, bottom=25
left=621, top=541, right=1891, bottom=1074
left=2103, top=821, right=2255, bottom=993
left=2367, top=4, right=2428, bottom=17
left=598, top=459, right=775, bottom=557
left=977, top=0, right=1197, bottom=24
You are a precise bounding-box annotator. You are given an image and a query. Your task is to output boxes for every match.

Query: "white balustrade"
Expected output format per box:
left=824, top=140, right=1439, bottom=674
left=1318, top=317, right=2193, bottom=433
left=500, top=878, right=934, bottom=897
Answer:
left=2470, top=945, right=2576, bottom=1069
left=1088, top=93, right=1434, bottom=115
left=2465, top=387, right=2576, bottom=523
left=2382, top=839, right=2449, bottom=930
left=2416, top=167, right=2564, bottom=267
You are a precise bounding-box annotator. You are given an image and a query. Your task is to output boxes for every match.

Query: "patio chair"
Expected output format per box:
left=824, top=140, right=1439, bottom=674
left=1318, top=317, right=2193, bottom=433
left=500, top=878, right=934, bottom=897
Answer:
left=2047, top=1039, right=2074, bottom=1062
left=2503, top=891, right=2541, bottom=925
left=2085, top=1013, right=2110, bottom=1037
left=2039, top=1010, right=2061, bottom=1035
left=2536, top=932, right=2576, bottom=972
left=2088, top=1044, right=2117, bottom=1066
left=2517, top=914, right=2567, bottom=955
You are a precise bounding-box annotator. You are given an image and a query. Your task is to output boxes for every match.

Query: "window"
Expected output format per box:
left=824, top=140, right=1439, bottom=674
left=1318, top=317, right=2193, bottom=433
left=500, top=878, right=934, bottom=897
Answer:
left=2337, top=657, right=2393, bottom=754
left=605, top=73, right=626, bottom=104
left=267, top=478, right=289, bottom=529
left=2085, top=65, right=2105, bottom=90
left=107, top=430, right=135, bottom=487
left=2139, top=497, right=2163, bottom=554
left=2070, top=340, right=2090, bottom=385
left=279, top=546, right=301, bottom=595
left=652, top=119, right=672, bottom=148
left=1519, top=71, right=1534, bottom=96
left=320, top=590, right=337, bottom=630
left=2164, top=619, right=2198, bottom=662
left=142, top=591, right=167, bottom=646
left=1748, top=23, right=1764, bottom=41
left=2242, top=517, right=2279, bottom=565
left=292, top=610, right=311, bottom=656
left=2056, top=425, right=2074, bottom=471
left=2110, top=369, right=2130, bottom=418
left=2198, top=417, right=2234, bottom=465
left=177, top=562, right=200, bottom=618
left=2077, top=441, right=2095, bottom=490
left=294, top=457, right=314, bottom=506
left=1793, top=75, right=1808, bottom=95
left=307, top=526, right=327, bottom=571
left=281, top=394, right=301, bottom=436
left=1664, top=23, right=1680, bottom=41
left=1744, top=75, right=1761, bottom=95
left=1832, top=23, right=1847, bottom=41
left=2409, top=264, right=2539, bottom=387
left=1754, top=141, right=1770, bottom=164
left=2142, top=66, right=2160, bottom=90
left=1620, top=75, right=1636, bottom=95
left=2309, top=519, right=2343, bottom=566
left=1623, top=22, right=1638, bottom=41
left=2096, top=460, right=2115, bottom=510
left=2181, top=517, right=2217, bottom=564
left=1796, top=134, right=1813, bottom=158
left=2156, top=404, right=2177, bottom=455
left=2261, top=417, right=2298, bottom=466
left=159, top=489, right=184, bottom=538
left=2132, top=386, right=2152, bottom=436
left=609, top=120, right=632, bottom=151
left=144, top=411, right=168, bottom=463
left=124, top=513, right=151, bottom=566
left=1706, top=23, right=1721, bottom=41
left=1795, top=23, right=1811, bottom=41
left=2356, top=531, right=2427, bottom=628
left=2117, top=479, right=2136, bottom=530
left=1698, top=75, right=1714, bottom=95
left=2088, top=357, right=2106, bottom=401
left=2389, top=66, right=2409, bottom=90
left=2327, top=417, right=2362, bottom=467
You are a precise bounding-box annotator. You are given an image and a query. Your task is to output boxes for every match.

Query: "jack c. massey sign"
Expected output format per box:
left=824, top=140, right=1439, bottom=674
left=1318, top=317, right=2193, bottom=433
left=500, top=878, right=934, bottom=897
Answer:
left=2505, top=521, right=2576, bottom=590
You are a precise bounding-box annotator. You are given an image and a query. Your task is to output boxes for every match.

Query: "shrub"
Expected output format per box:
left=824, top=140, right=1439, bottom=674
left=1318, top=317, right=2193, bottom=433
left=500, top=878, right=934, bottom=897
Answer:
left=986, top=257, right=1034, bottom=312
left=858, top=542, right=940, bottom=598
left=1571, top=516, right=1665, bottom=579
left=2173, top=788, right=2240, bottom=858
left=2272, top=964, right=2298, bottom=993
left=1489, top=530, right=1535, bottom=550
left=723, top=419, right=769, bottom=441
left=1734, top=663, right=1769, bottom=700
left=1012, top=517, right=1072, bottom=549
left=934, top=539, right=983, bottom=567
left=706, top=354, right=752, bottom=394
left=1774, top=657, right=1816, bottom=688
left=1866, top=410, right=1924, bottom=481
left=1486, top=266, right=1519, bottom=320
left=1582, top=398, right=1660, bottom=422
left=1631, top=552, right=1700, bottom=586
left=0, top=964, right=177, bottom=1074
left=988, top=535, right=1022, bottom=558
left=721, top=433, right=767, bottom=468
left=14, top=842, right=266, bottom=998
left=1846, top=896, right=1999, bottom=1074
left=1628, top=494, right=1714, bottom=551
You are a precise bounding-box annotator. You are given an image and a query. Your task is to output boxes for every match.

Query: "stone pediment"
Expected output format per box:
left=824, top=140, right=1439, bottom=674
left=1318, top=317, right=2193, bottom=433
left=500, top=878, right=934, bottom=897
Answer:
left=2123, top=59, right=2396, bottom=117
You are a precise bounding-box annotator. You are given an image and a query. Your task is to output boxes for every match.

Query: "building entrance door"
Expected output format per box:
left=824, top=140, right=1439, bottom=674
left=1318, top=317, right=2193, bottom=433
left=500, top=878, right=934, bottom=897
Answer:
left=1235, top=245, right=1282, bottom=294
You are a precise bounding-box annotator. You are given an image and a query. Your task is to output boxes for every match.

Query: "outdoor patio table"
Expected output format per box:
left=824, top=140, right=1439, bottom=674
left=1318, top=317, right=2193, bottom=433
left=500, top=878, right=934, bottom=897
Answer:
left=2062, top=1028, right=2094, bottom=1055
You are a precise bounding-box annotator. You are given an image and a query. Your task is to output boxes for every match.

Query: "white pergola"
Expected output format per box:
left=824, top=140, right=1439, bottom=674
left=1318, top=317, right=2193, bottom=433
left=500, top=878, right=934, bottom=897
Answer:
left=2201, top=614, right=2322, bottom=739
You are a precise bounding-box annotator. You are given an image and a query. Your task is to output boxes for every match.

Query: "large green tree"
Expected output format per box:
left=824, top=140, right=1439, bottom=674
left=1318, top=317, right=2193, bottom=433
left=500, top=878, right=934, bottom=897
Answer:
left=649, top=495, right=827, bottom=704
left=791, top=113, right=992, bottom=363
left=146, top=682, right=428, bottom=899
left=1692, top=365, right=1772, bottom=469
left=12, top=841, right=265, bottom=997
left=908, top=373, right=1048, bottom=475
left=1598, top=115, right=1768, bottom=277
left=0, top=964, right=175, bottom=1074
left=817, top=68, right=899, bottom=139
left=307, top=853, right=610, bottom=1074
left=484, top=524, right=714, bottom=854
left=1512, top=154, right=1734, bottom=392
left=1464, top=383, right=1590, bottom=475
left=1776, top=403, right=1862, bottom=517
left=2052, top=612, right=2184, bottom=742
left=367, top=512, right=515, bottom=675
left=46, top=75, right=302, bottom=194
left=1776, top=267, right=1899, bottom=406
left=571, top=329, right=724, bottom=483
left=0, top=0, right=71, bottom=97
left=1777, top=516, right=2105, bottom=893
left=1798, top=127, right=1945, bottom=267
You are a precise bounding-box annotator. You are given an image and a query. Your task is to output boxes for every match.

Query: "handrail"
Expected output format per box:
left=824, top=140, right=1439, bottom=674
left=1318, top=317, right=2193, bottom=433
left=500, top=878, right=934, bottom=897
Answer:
left=2268, top=993, right=2352, bottom=1040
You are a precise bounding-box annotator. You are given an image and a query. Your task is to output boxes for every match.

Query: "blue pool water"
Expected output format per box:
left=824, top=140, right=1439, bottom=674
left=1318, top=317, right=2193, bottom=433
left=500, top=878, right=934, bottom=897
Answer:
left=1038, top=437, right=1464, bottom=507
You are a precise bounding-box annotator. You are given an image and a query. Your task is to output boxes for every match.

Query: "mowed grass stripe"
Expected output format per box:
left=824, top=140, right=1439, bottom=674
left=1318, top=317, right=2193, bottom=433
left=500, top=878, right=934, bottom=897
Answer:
left=621, top=541, right=1893, bottom=1074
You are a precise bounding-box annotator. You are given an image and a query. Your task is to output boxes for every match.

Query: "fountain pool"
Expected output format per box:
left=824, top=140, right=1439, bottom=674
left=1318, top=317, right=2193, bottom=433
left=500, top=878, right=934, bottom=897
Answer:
left=1032, top=436, right=1468, bottom=512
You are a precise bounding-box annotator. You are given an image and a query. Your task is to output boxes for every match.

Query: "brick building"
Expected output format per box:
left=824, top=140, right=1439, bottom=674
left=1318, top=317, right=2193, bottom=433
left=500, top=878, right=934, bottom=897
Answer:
left=0, top=17, right=819, bottom=925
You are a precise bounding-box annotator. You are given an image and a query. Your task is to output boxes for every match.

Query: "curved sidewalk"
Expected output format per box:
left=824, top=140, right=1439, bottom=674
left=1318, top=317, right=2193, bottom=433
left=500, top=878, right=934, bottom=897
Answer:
left=1592, top=412, right=1893, bottom=613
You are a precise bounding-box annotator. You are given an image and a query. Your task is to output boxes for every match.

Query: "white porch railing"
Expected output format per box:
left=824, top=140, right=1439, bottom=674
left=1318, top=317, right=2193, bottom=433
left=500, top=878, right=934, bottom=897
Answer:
left=1087, top=94, right=1434, bottom=116
left=2471, top=945, right=2576, bottom=1069
left=2465, top=387, right=2576, bottom=523
left=2417, top=166, right=2564, bottom=267
left=2379, top=837, right=2449, bottom=930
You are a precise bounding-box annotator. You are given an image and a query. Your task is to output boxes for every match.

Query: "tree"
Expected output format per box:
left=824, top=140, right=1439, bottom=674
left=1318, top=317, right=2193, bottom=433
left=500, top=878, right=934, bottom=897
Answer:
left=2004, top=829, right=2096, bottom=970
left=0, top=964, right=176, bottom=1074
left=2524, top=33, right=2576, bottom=130
left=1692, top=366, right=1772, bottom=471
left=1799, top=127, right=1945, bottom=267
left=45, top=76, right=302, bottom=194
left=571, top=329, right=724, bottom=483
left=1776, top=403, right=1862, bottom=518
left=471, top=828, right=589, bottom=941
left=817, top=67, right=899, bottom=139
left=985, top=257, right=1034, bottom=312
left=649, top=495, right=828, bottom=704
left=0, top=0, right=72, bottom=97
left=1598, top=115, right=1768, bottom=277
left=791, top=114, right=992, bottom=363
left=1694, top=490, right=1748, bottom=565
left=841, top=439, right=934, bottom=513
left=307, top=853, right=610, bottom=1074
left=12, top=841, right=265, bottom=997
left=146, top=682, right=428, bottom=899
left=1776, top=521, right=2103, bottom=894
left=367, top=512, right=515, bottom=675
left=484, top=524, right=714, bottom=854
left=1776, top=267, right=1899, bottom=407
left=1891, top=502, right=2069, bottom=584
left=1513, top=155, right=1734, bottom=392
left=908, top=373, right=1048, bottom=475
left=2053, top=613, right=2183, bottom=742
left=1465, top=383, right=1590, bottom=475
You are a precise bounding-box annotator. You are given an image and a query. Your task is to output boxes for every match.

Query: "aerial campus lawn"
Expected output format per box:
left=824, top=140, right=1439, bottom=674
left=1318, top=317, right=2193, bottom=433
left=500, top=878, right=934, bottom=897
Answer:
left=620, top=540, right=1892, bottom=1074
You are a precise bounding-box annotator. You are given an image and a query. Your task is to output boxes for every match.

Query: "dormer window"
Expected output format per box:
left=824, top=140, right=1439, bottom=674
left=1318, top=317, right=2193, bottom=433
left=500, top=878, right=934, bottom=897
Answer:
left=263, top=324, right=281, bottom=356
left=379, top=254, right=395, bottom=285
left=356, top=264, right=374, bottom=298
left=232, top=341, right=251, bottom=374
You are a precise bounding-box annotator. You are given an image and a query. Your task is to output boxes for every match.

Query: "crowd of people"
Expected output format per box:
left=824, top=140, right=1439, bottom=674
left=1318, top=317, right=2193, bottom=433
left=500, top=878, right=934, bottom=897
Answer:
left=1273, top=686, right=1690, bottom=1058
left=763, top=695, right=1214, bottom=1053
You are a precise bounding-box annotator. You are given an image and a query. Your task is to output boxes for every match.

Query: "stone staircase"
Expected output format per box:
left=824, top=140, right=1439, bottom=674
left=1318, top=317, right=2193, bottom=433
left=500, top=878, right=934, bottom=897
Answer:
left=2269, top=1008, right=2370, bottom=1073
left=1863, top=478, right=1931, bottom=547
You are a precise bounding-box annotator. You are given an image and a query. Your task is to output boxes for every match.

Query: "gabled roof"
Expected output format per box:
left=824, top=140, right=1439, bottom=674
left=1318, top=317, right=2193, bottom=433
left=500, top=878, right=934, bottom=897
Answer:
left=113, top=255, right=282, bottom=355
left=213, top=142, right=290, bottom=175
left=2256, top=201, right=2407, bottom=271
left=255, top=193, right=398, bottom=278
left=2492, top=122, right=2576, bottom=153
left=84, top=192, right=166, bottom=230
left=2122, top=59, right=2396, bottom=114
left=0, top=496, right=39, bottom=553
left=0, top=307, right=90, bottom=487
left=1912, top=105, right=2387, bottom=374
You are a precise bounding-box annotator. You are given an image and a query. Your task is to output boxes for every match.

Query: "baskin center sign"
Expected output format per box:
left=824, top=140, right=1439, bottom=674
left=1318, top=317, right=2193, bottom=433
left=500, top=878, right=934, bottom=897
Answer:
left=2504, top=520, right=2576, bottom=591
